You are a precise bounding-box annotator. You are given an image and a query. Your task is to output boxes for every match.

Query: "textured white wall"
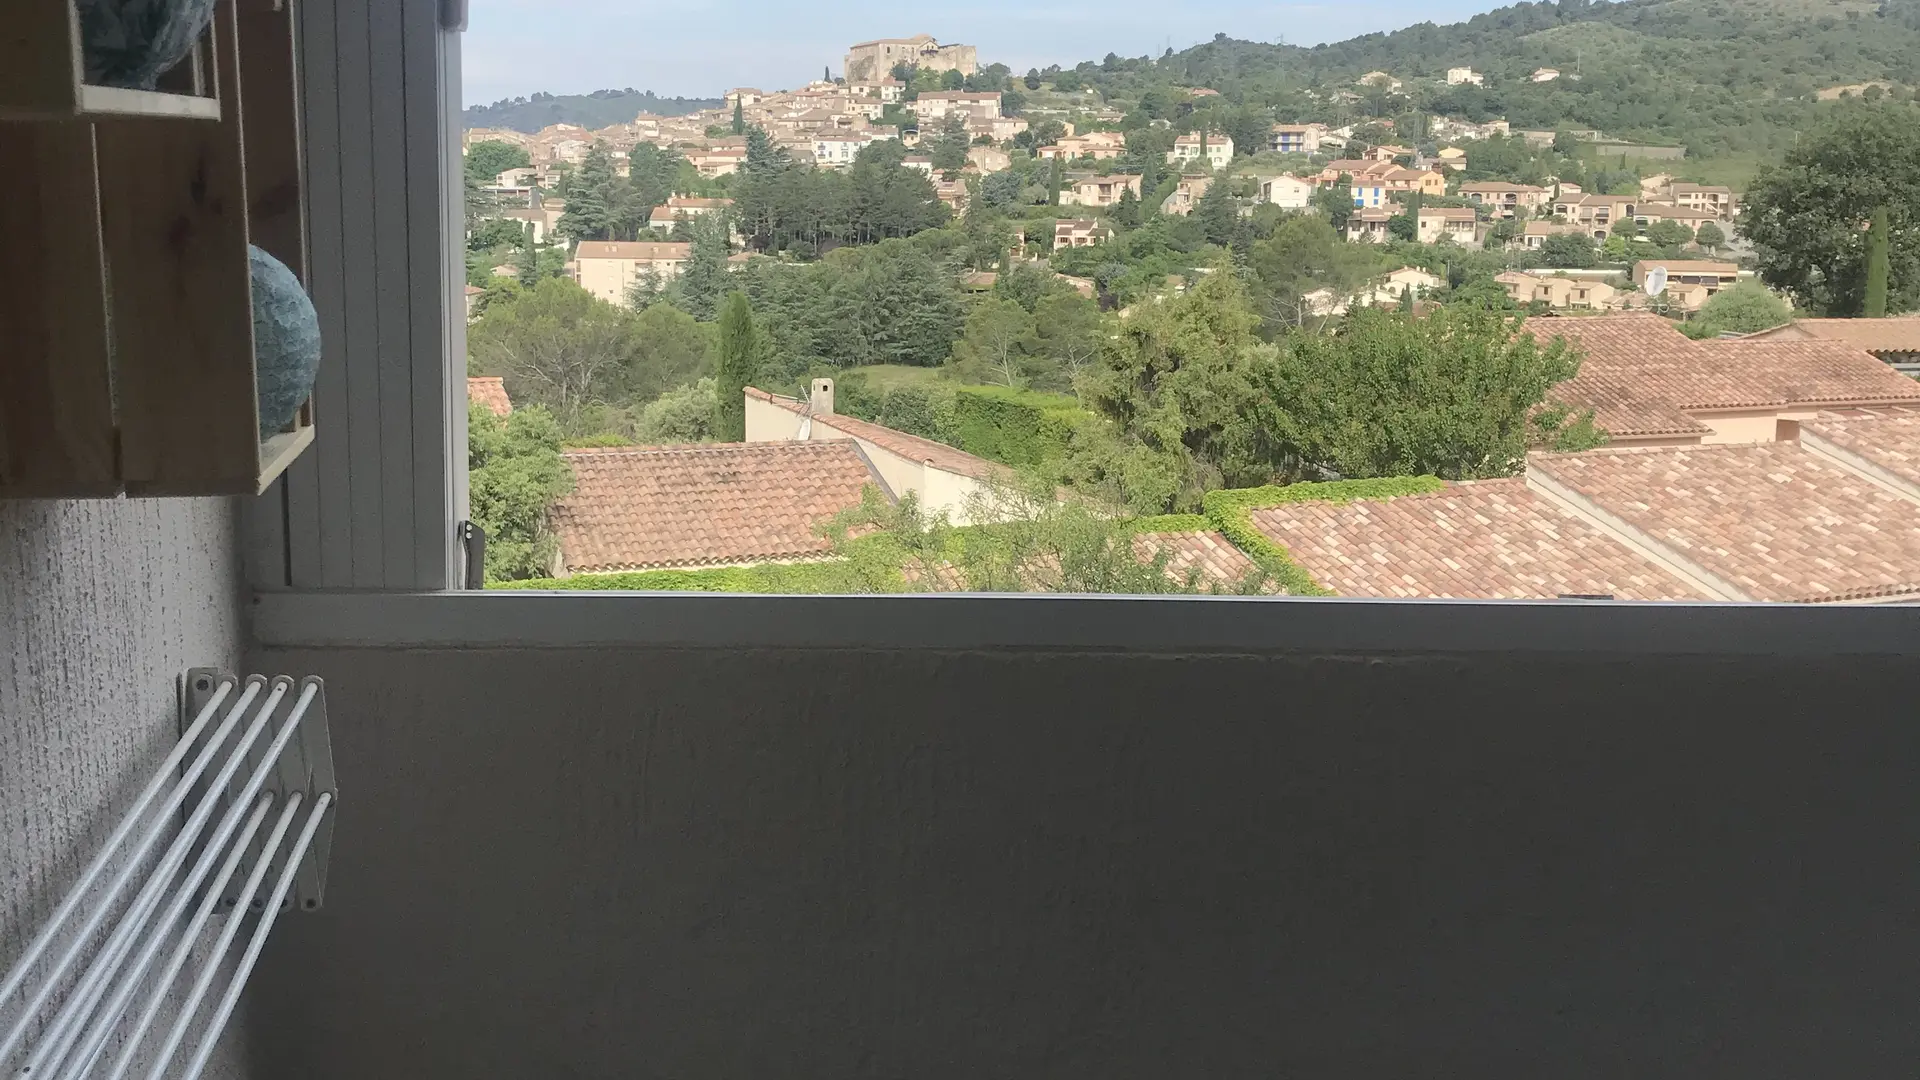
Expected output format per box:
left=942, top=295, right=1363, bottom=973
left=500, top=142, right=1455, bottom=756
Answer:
left=0, top=498, right=249, bottom=1078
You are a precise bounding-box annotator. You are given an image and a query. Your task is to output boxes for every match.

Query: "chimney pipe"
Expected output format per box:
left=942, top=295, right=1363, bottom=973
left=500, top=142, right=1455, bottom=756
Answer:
left=810, top=378, right=835, bottom=416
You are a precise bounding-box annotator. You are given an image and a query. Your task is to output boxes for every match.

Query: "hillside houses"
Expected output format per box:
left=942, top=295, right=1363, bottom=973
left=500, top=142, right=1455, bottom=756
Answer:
left=1258, top=174, right=1314, bottom=209
left=573, top=241, right=691, bottom=306
left=1168, top=133, right=1233, bottom=169
left=1459, top=181, right=1551, bottom=218
left=1038, top=131, right=1127, bottom=161
left=1061, top=174, right=1143, bottom=209
left=1416, top=206, right=1480, bottom=246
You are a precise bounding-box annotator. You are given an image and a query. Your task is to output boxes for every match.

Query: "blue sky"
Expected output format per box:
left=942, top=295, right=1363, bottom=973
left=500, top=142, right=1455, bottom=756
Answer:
left=463, top=0, right=1508, bottom=105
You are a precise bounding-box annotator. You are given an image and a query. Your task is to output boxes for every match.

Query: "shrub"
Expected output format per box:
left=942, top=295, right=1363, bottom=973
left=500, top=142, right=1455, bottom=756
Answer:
left=1202, top=477, right=1446, bottom=595
left=492, top=561, right=848, bottom=592
left=948, top=384, right=1086, bottom=466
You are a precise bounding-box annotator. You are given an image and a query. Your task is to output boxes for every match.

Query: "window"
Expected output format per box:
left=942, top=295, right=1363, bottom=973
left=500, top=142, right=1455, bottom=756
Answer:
left=260, top=2, right=1920, bottom=618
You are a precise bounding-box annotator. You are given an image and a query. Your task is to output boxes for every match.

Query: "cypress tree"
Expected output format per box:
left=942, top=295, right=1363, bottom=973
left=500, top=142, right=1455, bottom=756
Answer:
left=712, top=292, right=758, bottom=441
left=1864, top=204, right=1890, bottom=317
left=732, top=99, right=745, bottom=135
left=1048, top=155, right=1063, bottom=206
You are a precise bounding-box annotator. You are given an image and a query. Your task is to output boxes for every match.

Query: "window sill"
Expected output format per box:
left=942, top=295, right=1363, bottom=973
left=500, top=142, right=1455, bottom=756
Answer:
left=252, top=591, right=1920, bottom=656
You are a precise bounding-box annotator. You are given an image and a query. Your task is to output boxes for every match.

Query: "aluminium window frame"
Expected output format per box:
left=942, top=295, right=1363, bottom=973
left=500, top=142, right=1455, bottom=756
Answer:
left=246, top=1, right=1920, bottom=660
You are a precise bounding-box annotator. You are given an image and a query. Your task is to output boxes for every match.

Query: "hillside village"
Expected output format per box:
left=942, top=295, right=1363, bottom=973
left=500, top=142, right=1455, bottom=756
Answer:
left=461, top=19, right=1920, bottom=600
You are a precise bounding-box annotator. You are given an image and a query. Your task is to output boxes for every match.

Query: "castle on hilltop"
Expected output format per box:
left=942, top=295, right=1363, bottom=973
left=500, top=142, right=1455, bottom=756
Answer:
left=843, top=35, right=977, bottom=81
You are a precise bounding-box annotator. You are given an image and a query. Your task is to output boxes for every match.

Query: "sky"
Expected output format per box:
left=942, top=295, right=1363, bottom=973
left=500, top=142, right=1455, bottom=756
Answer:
left=463, top=0, right=1510, bottom=106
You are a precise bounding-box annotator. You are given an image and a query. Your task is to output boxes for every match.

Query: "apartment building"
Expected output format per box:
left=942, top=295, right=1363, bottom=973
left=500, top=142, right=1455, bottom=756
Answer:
left=1495, top=271, right=1619, bottom=310
left=1346, top=207, right=1393, bottom=242
left=1258, top=174, right=1315, bottom=209
left=1459, top=181, right=1551, bottom=218
left=1167, top=133, right=1233, bottom=169
left=1632, top=259, right=1739, bottom=296
left=1039, top=131, right=1128, bottom=161
left=1416, top=206, right=1480, bottom=246
left=573, top=241, right=692, bottom=306
left=1267, top=124, right=1322, bottom=154
left=1061, top=173, right=1143, bottom=209
left=1553, top=193, right=1637, bottom=238
left=1054, top=219, right=1113, bottom=248
left=913, top=91, right=1002, bottom=122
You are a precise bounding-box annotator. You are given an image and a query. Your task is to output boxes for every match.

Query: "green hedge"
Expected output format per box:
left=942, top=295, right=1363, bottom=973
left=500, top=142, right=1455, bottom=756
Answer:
left=492, top=561, right=846, bottom=592
left=949, top=385, right=1086, bottom=466
left=1201, top=477, right=1446, bottom=596
left=861, top=382, right=1088, bottom=467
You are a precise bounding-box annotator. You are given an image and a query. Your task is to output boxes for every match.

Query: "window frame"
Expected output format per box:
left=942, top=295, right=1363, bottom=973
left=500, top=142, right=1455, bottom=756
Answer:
left=246, top=1, right=1920, bottom=656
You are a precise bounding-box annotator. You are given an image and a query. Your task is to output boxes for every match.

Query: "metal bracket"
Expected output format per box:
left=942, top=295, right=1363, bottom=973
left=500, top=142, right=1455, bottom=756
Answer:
left=183, top=669, right=337, bottom=912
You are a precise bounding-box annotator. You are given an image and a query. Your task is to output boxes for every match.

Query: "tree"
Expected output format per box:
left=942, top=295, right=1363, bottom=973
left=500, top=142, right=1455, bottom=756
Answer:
left=940, top=69, right=966, bottom=91
left=1311, top=176, right=1352, bottom=234
left=625, top=303, right=716, bottom=403
left=732, top=99, right=745, bottom=135
left=1387, top=213, right=1416, bottom=241
left=1071, top=270, right=1276, bottom=512
left=981, top=169, right=1024, bottom=209
left=952, top=298, right=1040, bottom=387
left=712, top=292, right=759, bottom=441
left=674, top=213, right=731, bottom=320
left=1865, top=203, right=1891, bottom=317
left=1257, top=307, right=1603, bottom=482
left=1643, top=219, right=1694, bottom=249
left=1540, top=232, right=1598, bottom=268
left=930, top=114, right=971, bottom=172
left=1025, top=69, right=1042, bottom=90
left=1194, top=179, right=1237, bottom=246
left=1030, top=290, right=1106, bottom=393
left=1248, top=214, right=1382, bottom=325
left=1683, top=281, right=1793, bottom=337
left=1048, top=155, right=1063, bottom=206
left=468, top=403, right=572, bottom=582
left=1694, top=220, right=1726, bottom=252
left=468, top=277, right=644, bottom=433
left=632, top=378, right=718, bottom=444
left=1111, top=186, right=1143, bottom=229
left=1743, top=108, right=1920, bottom=314
left=465, top=140, right=531, bottom=185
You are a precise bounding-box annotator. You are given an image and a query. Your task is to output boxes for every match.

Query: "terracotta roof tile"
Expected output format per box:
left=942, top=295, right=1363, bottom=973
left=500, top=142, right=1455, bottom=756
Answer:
left=467, top=377, right=512, bottom=416
left=1530, top=442, right=1920, bottom=603
left=1249, top=479, right=1702, bottom=600
left=1749, top=317, right=1920, bottom=353
left=574, top=241, right=692, bottom=260
left=551, top=441, right=887, bottom=573
left=1134, top=530, right=1266, bottom=591
left=1531, top=314, right=1920, bottom=436
left=1798, top=410, right=1920, bottom=493
left=745, top=389, right=1007, bottom=481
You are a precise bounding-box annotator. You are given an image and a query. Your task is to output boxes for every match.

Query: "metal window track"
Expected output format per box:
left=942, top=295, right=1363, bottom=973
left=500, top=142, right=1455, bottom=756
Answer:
left=0, top=672, right=337, bottom=1080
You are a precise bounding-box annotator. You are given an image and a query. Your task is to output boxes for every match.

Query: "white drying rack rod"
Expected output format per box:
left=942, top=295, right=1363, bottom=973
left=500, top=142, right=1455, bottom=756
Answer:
left=0, top=671, right=337, bottom=1080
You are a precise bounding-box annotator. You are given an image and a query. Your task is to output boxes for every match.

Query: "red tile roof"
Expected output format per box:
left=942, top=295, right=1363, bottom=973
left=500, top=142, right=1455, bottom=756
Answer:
left=1250, top=478, right=1704, bottom=600
left=1530, top=314, right=1920, bottom=436
left=1745, top=317, right=1920, bottom=353
left=1798, top=410, right=1920, bottom=494
left=1531, top=442, right=1920, bottom=603
left=467, top=377, right=512, bottom=416
left=550, top=441, right=888, bottom=573
left=1134, top=530, right=1266, bottom=591
left=744, top=388, right=1007, bottom=482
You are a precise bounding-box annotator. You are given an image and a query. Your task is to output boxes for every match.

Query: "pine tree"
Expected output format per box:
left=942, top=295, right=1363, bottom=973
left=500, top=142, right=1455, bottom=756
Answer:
left=1865, top=204, right=1890, bottom=317
left=732, top=99, right=745, bottom=135
left=675, top=213, right=731, bottom=320
left=712, top=292, right=759, bottom=441
left=1112, top=186, right=1142, bottom=229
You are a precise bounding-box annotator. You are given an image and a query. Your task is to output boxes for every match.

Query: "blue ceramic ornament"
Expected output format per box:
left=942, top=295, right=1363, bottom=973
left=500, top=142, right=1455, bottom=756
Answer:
left=249, top=246, right=322, bottom=439
left=76, top=0, right=218, bottom=90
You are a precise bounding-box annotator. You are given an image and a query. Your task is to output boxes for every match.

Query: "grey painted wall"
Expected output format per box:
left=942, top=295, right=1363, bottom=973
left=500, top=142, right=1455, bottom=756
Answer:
left=250, top=644, right=1920, bottom=1078
left=0, top=498, right=249, bottom=1078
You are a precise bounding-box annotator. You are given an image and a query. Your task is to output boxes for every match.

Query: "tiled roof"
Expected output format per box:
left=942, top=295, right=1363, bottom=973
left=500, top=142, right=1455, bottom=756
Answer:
left=1799, top=410, right=1920, bottom=493
left=1461, top=181, right=1546, bottom=193
left=1636, top=259, right=1737, bottom=275
left=1531, top=442, right=1920, bottom=603
left=1249, top=478, right=1703, bottom=600
left=1747, top=317, right=1920, bottom=352
left=1135, top=530, right=1265, bottom=591
left=744, top=389, right=1006, bottom=481
left=467, top=377, right=512, bottom=416
left=1418, top=206, right=1478, bottom=220
left=574, top=241, right=692, bottom=261
left=550, top=441, right=888, bottom=572
left=1530, top=314, right=1920, bottom=435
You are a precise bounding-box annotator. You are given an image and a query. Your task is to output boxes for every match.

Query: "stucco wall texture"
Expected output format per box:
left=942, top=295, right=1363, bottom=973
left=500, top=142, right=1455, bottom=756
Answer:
left=0, top=498, right=249, bottom=1079
left=250, top=644, right=1920, bottom=1079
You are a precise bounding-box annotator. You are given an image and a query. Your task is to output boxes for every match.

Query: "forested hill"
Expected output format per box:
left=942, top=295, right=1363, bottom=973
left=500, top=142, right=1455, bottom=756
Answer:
left=1101, top=0, right=1920, bottom=160
left=464, top=89, right=721, bottom=132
